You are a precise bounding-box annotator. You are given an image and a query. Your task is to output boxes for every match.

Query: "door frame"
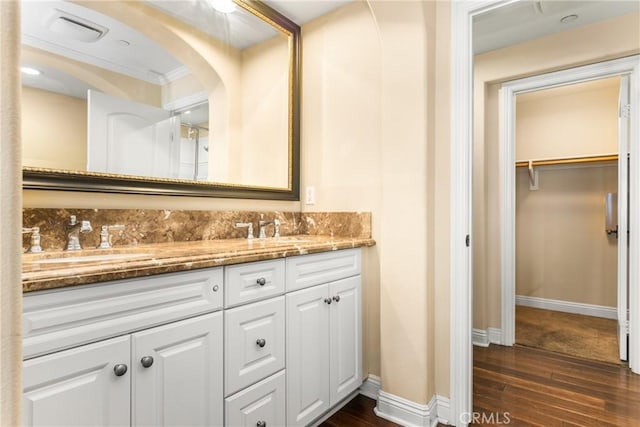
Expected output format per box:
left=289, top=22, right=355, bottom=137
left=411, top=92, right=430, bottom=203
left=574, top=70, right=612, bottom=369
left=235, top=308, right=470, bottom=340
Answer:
left=498, top=56, right=640, bottom=364
left=450, top=1, right=640, bottom=425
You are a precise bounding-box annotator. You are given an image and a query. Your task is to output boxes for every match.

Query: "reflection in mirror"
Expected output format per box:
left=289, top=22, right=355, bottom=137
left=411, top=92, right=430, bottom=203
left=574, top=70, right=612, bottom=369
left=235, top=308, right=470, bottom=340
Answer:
left=21, top=0, right=296, bottom=194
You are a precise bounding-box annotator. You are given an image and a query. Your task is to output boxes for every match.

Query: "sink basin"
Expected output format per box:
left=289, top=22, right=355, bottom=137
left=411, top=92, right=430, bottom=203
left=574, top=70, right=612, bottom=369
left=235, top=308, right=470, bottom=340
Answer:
left=26, top=253, right=150, bottom=264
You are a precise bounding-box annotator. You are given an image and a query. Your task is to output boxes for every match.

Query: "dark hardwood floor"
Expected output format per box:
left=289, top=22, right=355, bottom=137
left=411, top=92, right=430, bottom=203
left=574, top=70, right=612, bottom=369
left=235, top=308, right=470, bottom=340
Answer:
left=473, top=344, right=640, bottom=426
left=319, top=394, right=399, bottom=427
left=322, top=344, right=639, bottom=426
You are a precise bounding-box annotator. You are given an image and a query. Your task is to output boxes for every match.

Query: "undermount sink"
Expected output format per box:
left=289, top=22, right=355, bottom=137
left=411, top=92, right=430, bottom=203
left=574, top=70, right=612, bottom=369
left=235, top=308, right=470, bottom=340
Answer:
left=26, top=253, right=150, bottom=264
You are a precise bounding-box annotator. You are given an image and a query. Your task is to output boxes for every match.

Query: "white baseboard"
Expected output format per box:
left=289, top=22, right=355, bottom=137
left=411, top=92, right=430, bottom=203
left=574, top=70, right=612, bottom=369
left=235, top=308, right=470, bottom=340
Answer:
left=516, top=295, right=617, bottom=320
left=472, top=327, right=502, bottom=347
left=374, top=391, right=437, bottom=427
left=359, top=374, right=381, bottom=400
left=435, top=395, right=452, bottom=425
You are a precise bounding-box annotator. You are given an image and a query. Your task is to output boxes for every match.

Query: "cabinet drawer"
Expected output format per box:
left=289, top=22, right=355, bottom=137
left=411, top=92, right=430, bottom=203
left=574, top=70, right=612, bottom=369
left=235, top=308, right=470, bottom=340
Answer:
left=286, top=248, right=361, bottom=292
left=225, top=259, right=285, bottom=308
left=23, top=267, right=223, bottom=359
left=225, top=297, right=285, bottom=396
left=225, top=370, right=286, bottom=427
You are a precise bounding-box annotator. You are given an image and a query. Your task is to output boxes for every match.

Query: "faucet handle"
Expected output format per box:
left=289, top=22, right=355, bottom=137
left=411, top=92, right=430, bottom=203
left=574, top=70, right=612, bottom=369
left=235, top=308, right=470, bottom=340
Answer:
left=235, top=222, right=254, bottom=240
left=80, top=220, right=92, bottom=233
left=69, top=215, right=77, bottom=225
left=97, top=225, right=124, bottom=249
left=273, top=219, right=280, bottom=238
left=22, top=226, right=44, bottom=253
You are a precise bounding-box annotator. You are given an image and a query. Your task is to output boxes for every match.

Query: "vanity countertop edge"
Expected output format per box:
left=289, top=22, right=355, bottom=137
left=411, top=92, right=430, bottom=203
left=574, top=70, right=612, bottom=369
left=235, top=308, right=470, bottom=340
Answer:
left=22, top=236, right=376, bottom=293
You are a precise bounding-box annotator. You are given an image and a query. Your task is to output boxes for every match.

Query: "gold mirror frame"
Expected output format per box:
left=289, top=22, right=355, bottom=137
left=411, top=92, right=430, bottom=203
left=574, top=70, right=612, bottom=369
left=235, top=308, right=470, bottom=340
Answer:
left=22, top=0, right=301, bottom=201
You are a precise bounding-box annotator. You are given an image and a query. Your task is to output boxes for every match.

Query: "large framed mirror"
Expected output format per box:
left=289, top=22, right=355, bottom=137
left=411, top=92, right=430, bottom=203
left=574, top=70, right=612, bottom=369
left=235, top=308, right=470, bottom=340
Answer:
left=21, top=0, right=300, bottom=200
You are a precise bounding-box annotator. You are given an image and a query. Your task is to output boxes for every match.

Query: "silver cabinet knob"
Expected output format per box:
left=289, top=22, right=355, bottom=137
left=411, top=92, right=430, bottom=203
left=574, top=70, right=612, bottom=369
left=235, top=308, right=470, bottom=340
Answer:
left=256, top=338, right=266, bottom=348
left=324, top=298, right=332, bottom=305
left=140, top=356, right=154, bottom=368
left=256, top=421, right=266, bottom=427
left=113, top=364, right=128, bottom=377
left=333, top=295, right=341, bottom=303
left=212, top=285, right=219, bottom=292
left=256, top=277, right=266, bottom=286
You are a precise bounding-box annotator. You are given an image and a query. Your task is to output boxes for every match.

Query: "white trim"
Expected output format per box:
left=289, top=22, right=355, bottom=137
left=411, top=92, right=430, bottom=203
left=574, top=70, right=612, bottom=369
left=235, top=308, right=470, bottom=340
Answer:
left=162, top=90, right=209, bottom=113
left=516, top=296, right=617, bottom=320
left=436, top=395, right=452, bottom=426
left=359, top=374, right=381, bottom=400
left=472, top=328, right=502, bottom=347
left=628, top=52, right=640, bottom=375
left=22, top=34, right=184, bottom=85
left=164, top=65, right=192, bottom=83
left=499, top=56, right=640, bottom=366
left=450, top=1, right=514, bottom=425
left=374, top=391, right=437, bottom=427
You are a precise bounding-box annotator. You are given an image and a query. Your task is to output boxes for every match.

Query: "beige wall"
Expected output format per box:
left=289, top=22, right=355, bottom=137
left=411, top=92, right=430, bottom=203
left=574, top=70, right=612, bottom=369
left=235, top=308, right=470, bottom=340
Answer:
left=516, top=77, right=620, bottom=161
left=473, top=12, right=640, bottom=331
left=22, top=87, right=87, bottom=170
left=1, top=1, right=23, bottom=424
left=516, top=166, right=618, bottom=306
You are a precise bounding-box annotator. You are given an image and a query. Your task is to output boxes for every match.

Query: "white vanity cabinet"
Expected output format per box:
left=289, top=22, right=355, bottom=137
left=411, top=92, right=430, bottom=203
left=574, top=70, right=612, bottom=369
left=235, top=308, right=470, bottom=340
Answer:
left=22, top=248, right=364, bottom=427
left=286, top=250, right=362, bottom=427
left=22, top=268, right=224, bottom=427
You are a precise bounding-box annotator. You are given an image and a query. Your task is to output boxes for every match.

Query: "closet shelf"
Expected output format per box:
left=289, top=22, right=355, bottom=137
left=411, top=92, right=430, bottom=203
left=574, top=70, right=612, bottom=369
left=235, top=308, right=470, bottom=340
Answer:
left=515, top=154, right=618, bottom=168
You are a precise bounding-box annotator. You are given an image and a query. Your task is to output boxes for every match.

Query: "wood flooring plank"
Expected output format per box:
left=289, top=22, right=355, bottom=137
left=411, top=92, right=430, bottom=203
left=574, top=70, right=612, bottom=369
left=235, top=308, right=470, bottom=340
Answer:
left=474, top=345, right=640, bottom=427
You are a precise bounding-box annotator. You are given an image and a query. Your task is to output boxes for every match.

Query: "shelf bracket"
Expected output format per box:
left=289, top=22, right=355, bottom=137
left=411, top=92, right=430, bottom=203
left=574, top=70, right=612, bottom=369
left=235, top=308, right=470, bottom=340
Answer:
left=528, top=160, right=539, bottom=191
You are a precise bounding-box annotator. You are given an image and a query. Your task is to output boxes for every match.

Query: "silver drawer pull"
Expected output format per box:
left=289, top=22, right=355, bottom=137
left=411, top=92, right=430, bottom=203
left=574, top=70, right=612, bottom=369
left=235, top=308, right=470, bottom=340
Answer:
left=212, top=285, right=219, bottom=292
left=256, top=421, right=266, bottom=427
left=256, top=277, right=266, bottom=286
left=333, top=295, right=341, bottom=303
left=256, top=338, right=266, bottom=348
left=113, top=364, right=128, bottom=377
left=140, top=356, right=154, bottom=368
left=324, top=298, right=332, bottom=305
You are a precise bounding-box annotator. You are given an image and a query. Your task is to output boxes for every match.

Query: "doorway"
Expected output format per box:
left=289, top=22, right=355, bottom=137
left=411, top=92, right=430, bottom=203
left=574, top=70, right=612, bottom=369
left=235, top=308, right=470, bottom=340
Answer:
left=511, top=77, right=624, bottom=364
left=450, top=1, right=640, bottom=425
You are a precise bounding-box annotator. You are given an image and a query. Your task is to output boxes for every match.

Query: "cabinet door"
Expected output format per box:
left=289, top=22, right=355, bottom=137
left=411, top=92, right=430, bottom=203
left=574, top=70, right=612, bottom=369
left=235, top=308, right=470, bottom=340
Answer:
left=132, top=312, right=223, bottom=427
left=23, top=335, right=130, bottom=427
left=225, top=370, right=286, bottom=427
left=329, top=275, right=362, bottom=405
left=286, top=284, right=330, bottom=427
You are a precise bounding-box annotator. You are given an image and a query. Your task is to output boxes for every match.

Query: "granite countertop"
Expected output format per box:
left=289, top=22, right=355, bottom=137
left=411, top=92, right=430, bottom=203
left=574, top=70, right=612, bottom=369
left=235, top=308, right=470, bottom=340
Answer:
left=22, top=235, right=376, bottom=293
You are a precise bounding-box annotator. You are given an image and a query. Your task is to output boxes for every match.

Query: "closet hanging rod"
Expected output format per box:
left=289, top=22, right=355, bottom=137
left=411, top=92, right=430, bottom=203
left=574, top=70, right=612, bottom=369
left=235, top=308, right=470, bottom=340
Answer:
left=515, top=154, right=618, bottom=168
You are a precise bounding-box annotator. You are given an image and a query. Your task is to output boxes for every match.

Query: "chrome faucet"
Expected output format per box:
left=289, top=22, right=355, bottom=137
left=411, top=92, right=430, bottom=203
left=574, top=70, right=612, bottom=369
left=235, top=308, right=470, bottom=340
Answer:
left=22, top=226, right=44, bottom=253
left=258, top=215, right=280, bottom=239
left=235, top=222, right=254, bottom=240
left=66, top=215, right=92, bottom=251
left=97, top=224, right=125, bottom=249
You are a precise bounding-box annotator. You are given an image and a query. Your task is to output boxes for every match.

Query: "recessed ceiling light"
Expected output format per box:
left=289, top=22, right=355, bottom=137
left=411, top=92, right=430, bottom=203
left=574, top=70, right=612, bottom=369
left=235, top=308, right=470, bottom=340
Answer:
left=21, top=66, right=42, bottom=76
left=210, top=0, right=236, bottom=14
left=183, top=110, right=192, bottom=115
left=117, top=39, right=130, bottom=47
left=560, top=14, right=578, bottom=24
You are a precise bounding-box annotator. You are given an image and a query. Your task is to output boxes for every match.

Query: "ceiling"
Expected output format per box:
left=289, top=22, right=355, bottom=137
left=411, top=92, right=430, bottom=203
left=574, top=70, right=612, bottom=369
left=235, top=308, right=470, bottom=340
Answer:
left=473, top=0, right=640, bottom=54
left=21, top=1, right=639, bottom=103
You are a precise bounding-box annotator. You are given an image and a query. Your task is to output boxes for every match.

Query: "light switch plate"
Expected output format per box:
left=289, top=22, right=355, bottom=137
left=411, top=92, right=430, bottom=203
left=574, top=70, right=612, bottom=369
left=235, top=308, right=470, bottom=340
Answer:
left=305, top=186, right=316, bottom=205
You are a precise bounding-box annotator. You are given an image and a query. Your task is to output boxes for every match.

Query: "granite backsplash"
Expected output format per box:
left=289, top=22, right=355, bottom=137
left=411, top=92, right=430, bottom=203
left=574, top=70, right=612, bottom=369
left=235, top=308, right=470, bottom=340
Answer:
left=22, top=209, right=371, bottom=252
